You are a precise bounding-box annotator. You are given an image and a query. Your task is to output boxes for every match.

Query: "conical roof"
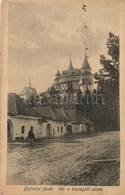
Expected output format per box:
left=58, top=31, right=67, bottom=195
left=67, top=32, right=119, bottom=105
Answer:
left=68, top=60, right=74, bottom=70
left=81, top=54, right=91, bottom=70
left=55, top=68, right=60, bottom=76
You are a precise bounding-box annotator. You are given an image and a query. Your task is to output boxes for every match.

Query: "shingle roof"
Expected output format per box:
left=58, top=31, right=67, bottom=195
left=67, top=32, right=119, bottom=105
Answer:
left=33, top=106, right=68, bottom=121
left=53, top=108, right=68, bottom=121
left=64, top=109, right=92, bottom=124
left=8, top=93, right=92, bottom=124
left=8, top=93, right=41, bottom=118
left=24, top=107, right=41, bottom=118
left=61, top=68, right=81, bottom=76
left=33, top=106, right=55, bottom=120
left=8, top=93, right=27, bottom=116
left=65, top=109, right=83, bottom=123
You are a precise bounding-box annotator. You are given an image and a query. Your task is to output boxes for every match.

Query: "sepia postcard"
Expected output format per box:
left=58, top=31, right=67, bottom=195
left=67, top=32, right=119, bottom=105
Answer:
left=0, top=0, right=125, bottom=194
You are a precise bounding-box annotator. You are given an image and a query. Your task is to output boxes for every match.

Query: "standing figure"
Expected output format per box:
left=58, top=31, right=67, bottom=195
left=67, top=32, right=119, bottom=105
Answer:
left=28, top=127, right=35, bottom=143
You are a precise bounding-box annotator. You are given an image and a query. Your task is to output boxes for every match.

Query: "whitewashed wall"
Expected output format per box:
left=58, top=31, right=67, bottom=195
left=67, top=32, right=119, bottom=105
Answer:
left=8, top=116, right=88, bottom=141
left=8, top=116, right=46, bottom=140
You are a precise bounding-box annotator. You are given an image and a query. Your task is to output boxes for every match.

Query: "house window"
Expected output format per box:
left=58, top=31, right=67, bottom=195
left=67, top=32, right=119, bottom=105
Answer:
left=21, top=126, right=25, bottom=134
left=57, top=126, right=59, bottom=132
left=61, top=126, right=63, bottom=132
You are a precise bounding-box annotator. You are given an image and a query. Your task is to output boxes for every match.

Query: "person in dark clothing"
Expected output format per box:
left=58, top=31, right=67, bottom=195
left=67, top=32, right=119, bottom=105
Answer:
left=28, top=127, right=35, bottom=143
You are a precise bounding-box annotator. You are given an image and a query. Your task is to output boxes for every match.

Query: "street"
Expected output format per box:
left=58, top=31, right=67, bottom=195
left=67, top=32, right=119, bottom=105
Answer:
left=7, top=131, right=120, bottom=185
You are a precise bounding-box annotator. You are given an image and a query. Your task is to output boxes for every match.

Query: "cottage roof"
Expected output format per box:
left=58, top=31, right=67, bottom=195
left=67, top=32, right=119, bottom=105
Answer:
left=33, top=106, right=56, bottom=120
left=24, top=107, right=42, bottom=118
left=64, top=109, right=92, bottom=124
left=33, top=106, right=68, bottom=121
left=8, top=93, right=27, bottom=116
left=8, top=93, right=92, bottom=124
left=8, top=93, right=41, bottom=118
left=53, top=108, right=68, bottom=121
left=65, top=109, right=83, bottom=123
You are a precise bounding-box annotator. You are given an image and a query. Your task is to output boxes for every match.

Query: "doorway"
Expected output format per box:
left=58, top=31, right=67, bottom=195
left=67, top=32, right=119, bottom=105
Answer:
left=46, top=124, right=52, bottom=137
left=67, top=125, right=72, bottom=135
left=7, top=119, right=14, bottom=141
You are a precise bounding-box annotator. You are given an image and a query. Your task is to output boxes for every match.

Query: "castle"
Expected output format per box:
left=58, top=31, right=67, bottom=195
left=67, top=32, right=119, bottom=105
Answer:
left=19, top=49, right=93, bottom=103
left=53, top=52, right=93, bottom=95
left=8, top=52, right=95, bottom=142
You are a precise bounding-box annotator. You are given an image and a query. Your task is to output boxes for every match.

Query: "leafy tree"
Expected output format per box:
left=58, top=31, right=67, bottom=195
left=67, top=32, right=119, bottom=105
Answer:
left=94, top=33, right=119, bottom=131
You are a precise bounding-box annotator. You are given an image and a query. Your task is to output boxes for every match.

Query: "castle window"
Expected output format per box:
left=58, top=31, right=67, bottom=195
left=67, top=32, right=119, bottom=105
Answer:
left=21, top=126, right=25, bottom=134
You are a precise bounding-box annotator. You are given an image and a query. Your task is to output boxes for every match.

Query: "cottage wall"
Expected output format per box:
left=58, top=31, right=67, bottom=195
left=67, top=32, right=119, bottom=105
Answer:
left=7, top=116, right=67, bottom=141
left=8, top=116, right=88, bottom=141
left=8, top=116, right=46, bottom=141
left=47, top=120, right=66, bottom=137
left=67, top=123, right=87, bottom=134
left=80, top=124, right=87, bottom=133
left=72, top=124, right=80, bottom=134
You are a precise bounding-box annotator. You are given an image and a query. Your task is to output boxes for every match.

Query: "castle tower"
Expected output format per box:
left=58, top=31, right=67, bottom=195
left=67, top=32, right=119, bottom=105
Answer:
left=68, top=59, right=74, bottom=71
left=79, top=50, right=93, bottom=92
left=81, top=53, right=91, bottom=73
left=55, top=68, right=60, bottom=78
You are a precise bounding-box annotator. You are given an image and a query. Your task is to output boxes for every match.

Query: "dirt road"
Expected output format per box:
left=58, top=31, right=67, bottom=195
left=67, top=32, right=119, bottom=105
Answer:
left=7, top=131, right=120, bottom=185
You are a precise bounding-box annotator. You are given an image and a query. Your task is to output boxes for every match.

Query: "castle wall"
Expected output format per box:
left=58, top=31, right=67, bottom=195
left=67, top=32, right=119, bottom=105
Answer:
left=55, top=68, right=94, bottom=93
left=59, top=74, right=80, bottom=84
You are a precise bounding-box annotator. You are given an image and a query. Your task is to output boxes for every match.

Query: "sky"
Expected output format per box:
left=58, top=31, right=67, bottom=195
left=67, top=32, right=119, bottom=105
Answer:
left=8, top=0, right=120, bottom=94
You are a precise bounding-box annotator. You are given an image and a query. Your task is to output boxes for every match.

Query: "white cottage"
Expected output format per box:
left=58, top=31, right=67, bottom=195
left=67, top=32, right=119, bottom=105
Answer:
left=8, top=93, right=46, bottom=141
left=8, top=93, right=93, bottom=141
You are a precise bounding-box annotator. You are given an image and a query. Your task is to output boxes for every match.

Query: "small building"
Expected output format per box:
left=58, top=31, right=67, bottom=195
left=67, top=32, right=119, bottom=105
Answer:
left=8, top=93, right=44, bottom=141
left=64, top=109, right=91, bottom=134
left=8, top=93, right=94, bottom=141
left=19, top=79, right=38, bottom=101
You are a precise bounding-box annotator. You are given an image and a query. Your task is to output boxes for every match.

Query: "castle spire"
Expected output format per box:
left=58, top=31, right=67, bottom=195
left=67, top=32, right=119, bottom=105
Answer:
left=55, top=67, right=60, bottom=76
left=68, top=57, right=74, bottom=71
left=81, top=48, right=91, bottom=71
